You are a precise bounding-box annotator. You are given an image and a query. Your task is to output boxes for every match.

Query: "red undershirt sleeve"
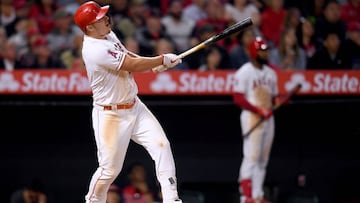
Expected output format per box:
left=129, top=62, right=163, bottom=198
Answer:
left=233, top=93, right=261, bottom=114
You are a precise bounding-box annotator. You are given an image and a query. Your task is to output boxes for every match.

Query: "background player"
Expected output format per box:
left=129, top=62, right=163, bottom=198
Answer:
left=233, top=37, right=278, bottom=203
left=73, top=1, right=183, bottom=203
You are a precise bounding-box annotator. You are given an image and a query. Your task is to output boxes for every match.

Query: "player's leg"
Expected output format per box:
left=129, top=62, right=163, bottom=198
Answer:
left=239, top=113, right=264, bottom=203
left=131, top=99, right=181, bottom=203
left=252, top=118, right=275, bottom=201
left=85, top=108, right=135, bottom=203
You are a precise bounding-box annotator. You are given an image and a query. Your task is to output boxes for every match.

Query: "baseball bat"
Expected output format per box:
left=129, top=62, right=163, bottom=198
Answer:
left=242, top=83, right=302, bottom=138
left=178, top=17, right=253, bottom=59
left=153, top=17, right=253, bottom=72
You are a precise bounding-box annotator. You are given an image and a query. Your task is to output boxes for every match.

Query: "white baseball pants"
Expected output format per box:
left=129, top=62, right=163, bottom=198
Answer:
left=239, top=114, right=275, bottom=200
left=85, top=97, right=180, bottom=203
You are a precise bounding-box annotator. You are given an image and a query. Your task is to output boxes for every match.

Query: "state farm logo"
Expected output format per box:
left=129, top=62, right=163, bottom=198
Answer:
left=285, top=73, right=311, bottom=92
left=0, top=72, right=20, bottom=91
left=0, top=71, right=91, bottom=93
left=151, top=73, right=177, bottom=92
left=150, top=72, right=235, bottom=93
left=285, top=72, right=360, bottom=93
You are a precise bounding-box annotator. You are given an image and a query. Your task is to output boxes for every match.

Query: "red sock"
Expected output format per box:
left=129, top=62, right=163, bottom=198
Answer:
left=240, top=179, right=252, bottom=198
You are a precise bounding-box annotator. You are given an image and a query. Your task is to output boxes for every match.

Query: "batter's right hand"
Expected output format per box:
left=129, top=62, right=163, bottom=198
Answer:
left=258, top=108, right=273, bottom=119
left=162, top=53, right=182, bottom=68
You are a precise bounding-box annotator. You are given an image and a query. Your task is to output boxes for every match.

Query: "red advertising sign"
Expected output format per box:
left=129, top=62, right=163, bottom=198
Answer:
left=1, top=70, right=360, bottom=95
left=0, top=70, right=90, bottom=95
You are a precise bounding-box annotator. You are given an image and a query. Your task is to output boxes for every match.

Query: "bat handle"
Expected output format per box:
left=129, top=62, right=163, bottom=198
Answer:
left=178, top=43, right=207, bottom=59
left=242, top=117, right=265, bottom=138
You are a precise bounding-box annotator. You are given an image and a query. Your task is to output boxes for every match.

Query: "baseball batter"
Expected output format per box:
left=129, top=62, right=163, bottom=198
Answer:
left=73, top=2, right=183, bottom=203
left=233, top=37, right=278, bottom=203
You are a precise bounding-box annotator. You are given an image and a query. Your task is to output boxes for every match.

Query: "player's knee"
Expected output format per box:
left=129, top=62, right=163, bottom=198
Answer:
left=158, top=139, right=170, bottom=149
left=258, top=160, right=268, bottom=169
left=250, top=153, right=261, bottom=162
left=102, top=168, right=119, bottom=180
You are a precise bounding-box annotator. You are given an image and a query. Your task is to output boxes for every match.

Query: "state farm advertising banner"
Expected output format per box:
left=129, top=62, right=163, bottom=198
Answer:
left=0, top=70, right=360, bottom=95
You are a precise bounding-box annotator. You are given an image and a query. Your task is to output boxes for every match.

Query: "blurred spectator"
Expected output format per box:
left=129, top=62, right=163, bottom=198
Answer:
left=154, top=0, right=192, bottom=15
left=0, top=26, right=6, bottom=42
left=28, top=0, right=61, bottom=35
left=64, top=0, right=87, bottom=15
left=154, top=38, right=176, bottom=55
left=124, top=36, right=141, bottom=55
left=10, top=178, right=48, bottom=203
left=134, top=8, right=172, bottom=56
left=343, top=21, right=360, bottom=69
left=47, top=8, right=82, bottom=56
left=6, top=19, right=38, bottom=59
left=3, top=0, right=31, bottom=37
left=340, top=0, right=360, bottom=25
left=249, top=0, right=266, bottom=12
left=0, top=39, right=24, bottom=70
left=21, top=35, right=66, bottom=69
left=284, top=7, right=302, bottom=30
left=260, top=0, right=287, bottom=47
left=161, top=0, right=196, bottom=53
left=107, top=0, right=132, bottom=40
left=21, top=26, right=43, bottom=57
left=56, top=0, right=73, bottom=7
left=307, top=31, right=352, bottom=70
left=224, top=0, right=261, bottom=27
left=127, top=0, right=149, bottom=29
left=108, top=0, right=129, bottom=26
left=185, top=23, right=217, bottom=69
left=195, top=0, right=230, bottom=35
left=107, top=184, right=122, bottom=203
left=60, top=34, right=85, bottom=70
left=269, top=26, right=307, bottom=70
left=314, top=0, right=347, bottom=44
left=111, top=16, right=137, bottom=42
left=229, top=28, right=256, bottom=68
left=222, top=0, right=261, bottom=53
left=183, top=0, right=208, bottom=23
left=198, top=45, right=225, bottom=71
left=301, top=0, right=326, bottom=22
left=296, top=17, right=320, bottom=59
left=1, top=0, right=16, bottom=29
left=122, top=162, right=159, bottom=203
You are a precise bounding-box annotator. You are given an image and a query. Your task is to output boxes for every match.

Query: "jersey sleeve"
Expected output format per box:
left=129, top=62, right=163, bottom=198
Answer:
left=96, top=43, right=126, bottom=71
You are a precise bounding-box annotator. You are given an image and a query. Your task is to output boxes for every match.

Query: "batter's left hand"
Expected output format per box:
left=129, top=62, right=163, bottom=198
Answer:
left=162, top=53, right=182, bottom=68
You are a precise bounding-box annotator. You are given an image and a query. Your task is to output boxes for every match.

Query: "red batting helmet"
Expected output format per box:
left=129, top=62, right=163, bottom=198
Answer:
left=247, top=37, right=268, bottom=59
left=74, top=1, right=109, bottom=32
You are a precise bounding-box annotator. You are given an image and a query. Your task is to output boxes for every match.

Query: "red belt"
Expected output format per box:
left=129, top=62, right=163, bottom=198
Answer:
left=102, top=99, right=136, bottom=110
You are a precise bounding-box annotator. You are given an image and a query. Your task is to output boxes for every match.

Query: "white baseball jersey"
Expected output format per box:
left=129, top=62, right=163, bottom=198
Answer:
left=233, top=62, right=278, bottom=115
left=82, top=31, right=138, bottom=106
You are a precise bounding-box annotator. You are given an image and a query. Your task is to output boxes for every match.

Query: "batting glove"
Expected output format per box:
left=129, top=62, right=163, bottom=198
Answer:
left=258, top=108, right=273, bottom=119
left=162, top=53, right=182, bottom=68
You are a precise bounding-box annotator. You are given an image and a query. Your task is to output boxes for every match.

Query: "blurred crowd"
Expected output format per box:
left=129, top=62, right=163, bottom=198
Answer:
left=0, top=0, right=359, bottom=71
